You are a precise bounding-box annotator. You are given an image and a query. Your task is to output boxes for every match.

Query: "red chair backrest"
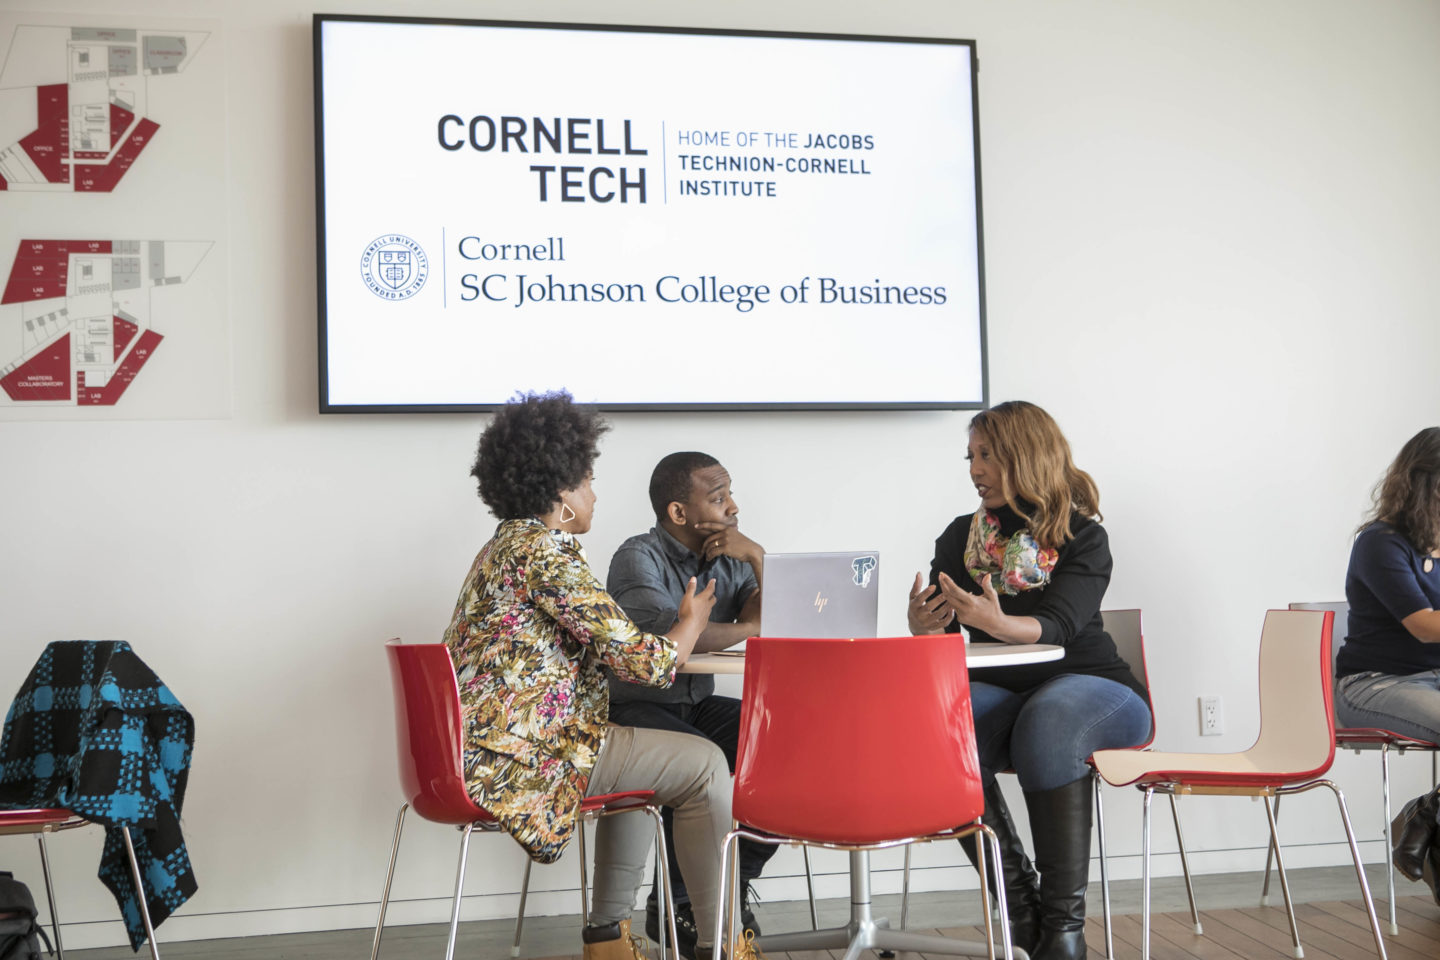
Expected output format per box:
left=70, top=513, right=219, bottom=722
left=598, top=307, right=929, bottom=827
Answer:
left=733, top=635, right=982, bottom=845
left=385, top=641, right=494, bottom=825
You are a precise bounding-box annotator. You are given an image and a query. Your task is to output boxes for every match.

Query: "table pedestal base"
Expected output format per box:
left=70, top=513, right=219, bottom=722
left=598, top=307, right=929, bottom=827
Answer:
left=755, top=851, right=1022, bottom=960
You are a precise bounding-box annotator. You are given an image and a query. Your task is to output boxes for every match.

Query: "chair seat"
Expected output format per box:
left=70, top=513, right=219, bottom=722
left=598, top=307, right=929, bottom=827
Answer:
left=1091, top=746, right=1331, bottom=789
left=1335, top=727, right=1438, bottom=748
left=430, top=789, right=658, bottom=827
left=580, top=790, right=656, bottom=813
left=0, top=808, right=85, bottom=834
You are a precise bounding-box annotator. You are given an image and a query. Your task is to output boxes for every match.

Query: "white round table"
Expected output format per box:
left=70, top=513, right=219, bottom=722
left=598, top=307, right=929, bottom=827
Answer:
left=679, top=640, right=1063, bottom=674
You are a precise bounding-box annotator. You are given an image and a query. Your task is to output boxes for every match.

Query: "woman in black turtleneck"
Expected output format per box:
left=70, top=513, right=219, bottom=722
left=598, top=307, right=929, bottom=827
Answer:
left=907, top=400, right=1150, bottom=960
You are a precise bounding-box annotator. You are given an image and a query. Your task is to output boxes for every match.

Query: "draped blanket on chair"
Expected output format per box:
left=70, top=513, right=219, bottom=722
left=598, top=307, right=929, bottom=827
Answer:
left=0, top=640, right=196, bottom=951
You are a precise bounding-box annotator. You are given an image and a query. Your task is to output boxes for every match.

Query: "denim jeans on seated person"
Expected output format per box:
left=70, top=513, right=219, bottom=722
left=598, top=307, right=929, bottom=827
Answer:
left=970, top=674, right=1153, bottom=792
left=1336, top=669, right=1440, bottom=745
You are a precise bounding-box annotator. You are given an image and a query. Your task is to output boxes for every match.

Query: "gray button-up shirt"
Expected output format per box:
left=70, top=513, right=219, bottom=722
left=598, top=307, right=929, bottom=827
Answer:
left=606, top=526, right=759, bottom=704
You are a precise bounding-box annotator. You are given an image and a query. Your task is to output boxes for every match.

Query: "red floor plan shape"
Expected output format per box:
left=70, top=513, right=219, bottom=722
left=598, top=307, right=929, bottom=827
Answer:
left=76, top=328, right=161, bottom=405
left=0, top=25, right=209, bottom=192
left=0, top=238, right=211, bottom=407
left=0, top=332, right=70, bottom=400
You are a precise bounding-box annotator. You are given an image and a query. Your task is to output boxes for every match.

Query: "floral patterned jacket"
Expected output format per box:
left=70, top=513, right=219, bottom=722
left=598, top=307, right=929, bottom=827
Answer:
left=443, top=517, right=677, bottom=862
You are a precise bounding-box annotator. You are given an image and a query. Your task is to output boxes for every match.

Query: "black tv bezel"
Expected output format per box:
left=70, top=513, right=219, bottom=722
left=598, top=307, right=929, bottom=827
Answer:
left=313, top=13, right=988, bottom=414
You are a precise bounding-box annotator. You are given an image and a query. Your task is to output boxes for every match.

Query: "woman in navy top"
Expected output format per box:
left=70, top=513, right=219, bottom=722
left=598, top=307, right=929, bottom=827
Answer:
left=1338, top=427, right=1440, bottom=900
left=1336, top=426, right=1440, bottom=743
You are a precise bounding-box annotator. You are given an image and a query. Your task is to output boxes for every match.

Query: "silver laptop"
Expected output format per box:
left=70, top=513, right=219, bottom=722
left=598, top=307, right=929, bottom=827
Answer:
left=759, top=551, right=880, bottom=638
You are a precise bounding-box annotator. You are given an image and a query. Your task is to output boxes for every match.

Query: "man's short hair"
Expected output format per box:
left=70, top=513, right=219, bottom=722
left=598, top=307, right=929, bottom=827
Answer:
left=649, top=452, right=720, bottom=518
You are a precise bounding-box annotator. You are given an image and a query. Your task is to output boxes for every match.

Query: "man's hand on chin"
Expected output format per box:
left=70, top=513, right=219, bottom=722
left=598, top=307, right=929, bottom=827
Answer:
left=694, top=521, right=763, bottom=567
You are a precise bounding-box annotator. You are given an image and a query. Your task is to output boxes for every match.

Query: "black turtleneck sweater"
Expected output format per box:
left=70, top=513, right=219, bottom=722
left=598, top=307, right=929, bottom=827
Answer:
left=928, top=505, right=1146, bottom=699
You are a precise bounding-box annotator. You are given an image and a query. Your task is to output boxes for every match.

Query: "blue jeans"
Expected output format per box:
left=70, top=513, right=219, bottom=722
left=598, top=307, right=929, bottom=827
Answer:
left=1335, top=669, right=1440, bottom=744
left=971, top=674, right=1153, bottom=792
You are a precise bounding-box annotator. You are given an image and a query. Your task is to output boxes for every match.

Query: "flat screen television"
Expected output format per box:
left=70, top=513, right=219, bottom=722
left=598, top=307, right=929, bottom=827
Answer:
left=314, top=15, right=986, bottom=412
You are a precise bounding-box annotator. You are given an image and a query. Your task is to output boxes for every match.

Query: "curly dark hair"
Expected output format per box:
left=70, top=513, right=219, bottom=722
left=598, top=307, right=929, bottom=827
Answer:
left=470, top=391, right=609, bottom=520
left=648, top=451, right=720, bottom=518
left=1368, top=426, right=1440, bottom=552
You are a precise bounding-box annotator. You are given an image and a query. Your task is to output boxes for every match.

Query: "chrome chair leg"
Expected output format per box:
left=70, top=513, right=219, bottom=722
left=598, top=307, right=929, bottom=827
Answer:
left=1094, top=771, right=1114, bottom=960
left=803, top=845, right=818, bottom=930
left=900, top=847, right=911, bottom=930
left=1141, top=788, right=1154, bottom=960
left=445, top=823, right=476, bottom=960
left=712, top=830, right=740, bottom=959
left=577, top=819, right=590, bottom=928
left=974, top=825, right=1003, bottom=960
left=35, top=831, right=64, bottom=960
left=119, top=826, right=161, bottom=960
left=645, top=806, right=678, bottom=960
left=1261, top=796, right=1303, bottom=959
left=1318, top=781, right=1388, bottom=960
left=371, top=803, right=409, bottom=960
left=1168, top=794, right=1202, bottom=934
left=511, top=856, right=533, bottom=957
left=728, top=825, right=743, bottom=955
left=1379, top=743, right=1398, bottom=935
left=1261, top=794, right=1280, bottom=906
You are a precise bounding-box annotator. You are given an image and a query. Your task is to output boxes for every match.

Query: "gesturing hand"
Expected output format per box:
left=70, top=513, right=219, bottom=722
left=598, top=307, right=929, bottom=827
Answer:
left=937, top=571, right=1003, bottom=633
left=693, top=522, right=763, bottom=567
left=908, top=571, right=954, bottom=635
left=678, top=576, right=718, bottom=626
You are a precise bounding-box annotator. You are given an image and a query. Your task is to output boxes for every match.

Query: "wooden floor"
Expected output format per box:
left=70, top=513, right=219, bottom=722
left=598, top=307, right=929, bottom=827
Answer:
left=67, top=866, right=1440, bottom=960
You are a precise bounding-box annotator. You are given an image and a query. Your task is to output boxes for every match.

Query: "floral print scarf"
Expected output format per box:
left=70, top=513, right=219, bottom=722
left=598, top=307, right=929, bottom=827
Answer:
left=964, top=508, right=1059, bottom=595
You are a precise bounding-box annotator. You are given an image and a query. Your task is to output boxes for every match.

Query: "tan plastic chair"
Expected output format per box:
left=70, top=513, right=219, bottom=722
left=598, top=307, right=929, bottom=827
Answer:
left=1091, top=609, right=1387, bottom=960
left=1088, top=610, right=1202, bottom=959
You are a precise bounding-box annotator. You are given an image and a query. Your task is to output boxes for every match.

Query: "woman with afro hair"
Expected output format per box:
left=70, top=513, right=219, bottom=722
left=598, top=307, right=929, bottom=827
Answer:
left=443, top=391, right=744, bottom=960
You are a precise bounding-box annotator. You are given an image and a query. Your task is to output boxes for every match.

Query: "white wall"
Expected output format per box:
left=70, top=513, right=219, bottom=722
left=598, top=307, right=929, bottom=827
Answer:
left=2, top=0, right=1439, bottom=948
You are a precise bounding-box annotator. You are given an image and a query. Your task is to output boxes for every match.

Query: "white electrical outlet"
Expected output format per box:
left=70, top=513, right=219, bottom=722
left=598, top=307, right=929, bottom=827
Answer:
left=1199, top=695, right=1223, bottom=736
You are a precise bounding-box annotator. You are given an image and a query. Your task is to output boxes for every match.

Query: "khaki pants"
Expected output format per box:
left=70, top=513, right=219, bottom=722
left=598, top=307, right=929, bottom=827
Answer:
left=585, top=723, right=731, bottom=945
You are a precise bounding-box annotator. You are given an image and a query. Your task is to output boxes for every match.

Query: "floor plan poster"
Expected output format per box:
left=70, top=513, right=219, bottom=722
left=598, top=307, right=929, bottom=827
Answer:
left=0, top=14, right=228, bottom=419
left=0, top=238, right=211, bottom=406
left=0, top=23, right=208, bottom=192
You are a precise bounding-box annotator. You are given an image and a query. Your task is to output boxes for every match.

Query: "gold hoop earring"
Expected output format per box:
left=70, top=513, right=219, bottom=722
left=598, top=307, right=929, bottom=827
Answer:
left=558, top=502, right=576, bottom=524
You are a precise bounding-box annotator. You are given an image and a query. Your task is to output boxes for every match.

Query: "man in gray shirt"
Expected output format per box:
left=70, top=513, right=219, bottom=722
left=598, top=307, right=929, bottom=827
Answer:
left=607, top=451, right=774, bottom=956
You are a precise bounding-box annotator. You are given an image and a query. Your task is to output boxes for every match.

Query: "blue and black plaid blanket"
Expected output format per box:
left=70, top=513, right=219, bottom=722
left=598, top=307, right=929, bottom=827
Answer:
left=0, top=641, right=196, bottom=952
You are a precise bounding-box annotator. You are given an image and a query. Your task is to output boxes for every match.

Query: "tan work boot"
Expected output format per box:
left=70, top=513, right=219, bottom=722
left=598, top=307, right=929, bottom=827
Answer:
left=695, top=929, right=767, bottom=960
left=582, top=918, right=650, bottom=960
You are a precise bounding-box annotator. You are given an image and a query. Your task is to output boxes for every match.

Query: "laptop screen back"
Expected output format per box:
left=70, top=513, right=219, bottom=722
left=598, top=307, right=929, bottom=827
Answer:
left=759, top=551, right=880, bottom=639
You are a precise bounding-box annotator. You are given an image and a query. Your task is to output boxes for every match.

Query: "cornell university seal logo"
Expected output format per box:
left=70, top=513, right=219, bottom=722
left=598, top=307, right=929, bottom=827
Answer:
left=360, top=235, right=429, bottom=300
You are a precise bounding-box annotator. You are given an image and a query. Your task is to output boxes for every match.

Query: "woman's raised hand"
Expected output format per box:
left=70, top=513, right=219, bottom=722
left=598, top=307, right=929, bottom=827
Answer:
left=908, top=571, right=955, bottom=635
left=678, top=576, right=718, bottom=627
left=670, top=577, right=718, bottom=666
left=937, top=571, right=1003, bottom=632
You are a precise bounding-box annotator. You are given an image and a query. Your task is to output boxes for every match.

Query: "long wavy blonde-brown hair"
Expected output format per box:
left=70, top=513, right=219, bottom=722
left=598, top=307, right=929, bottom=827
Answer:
left=970, top=401, right=1101, bottom=549
left=1367, top=427, right=1440, bottom=552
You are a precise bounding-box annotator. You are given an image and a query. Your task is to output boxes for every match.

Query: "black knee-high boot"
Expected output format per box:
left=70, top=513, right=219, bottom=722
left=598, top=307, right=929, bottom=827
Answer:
left=960, top=780, right=1042, bottom=954
left=1024, top=776, right=1092, bottom=960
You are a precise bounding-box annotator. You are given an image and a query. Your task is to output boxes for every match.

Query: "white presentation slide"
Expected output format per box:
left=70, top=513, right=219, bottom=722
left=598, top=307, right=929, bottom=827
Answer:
left=316, top=17, right=986, bottom=411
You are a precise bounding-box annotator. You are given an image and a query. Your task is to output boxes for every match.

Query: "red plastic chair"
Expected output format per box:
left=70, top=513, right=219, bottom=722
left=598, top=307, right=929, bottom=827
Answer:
left=1271, top=601, right=1439, bottom=936
left=372, top=641, right=678, bottom=960
left=0, top=809, right=160, bottom=960
left=1091, top=609, right=1388, bottom=960
left=714, top=635, right=1015, bottom=960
